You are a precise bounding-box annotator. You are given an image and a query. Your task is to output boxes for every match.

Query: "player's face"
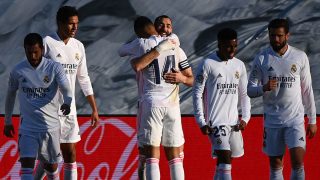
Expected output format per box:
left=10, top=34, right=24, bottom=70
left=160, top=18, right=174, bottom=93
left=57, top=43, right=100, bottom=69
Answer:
left=218, top=39, right=238, bottom=60
left=58, top=16, right=79, bottom=39
left=25, top=43, right=43, bottom=67
left=269, top=27, right=289, bottom=52
left=155, top=18, right=172, bottom=37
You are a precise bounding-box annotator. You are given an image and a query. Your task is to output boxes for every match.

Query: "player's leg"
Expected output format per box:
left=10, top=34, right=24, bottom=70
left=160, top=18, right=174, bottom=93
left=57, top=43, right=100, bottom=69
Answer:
left=286, top=124, right=306, bottom=180
left=18, top=132, right=39, bottom=180
left=137, top=104, right=164, bottom=180
left=163, top=146, right=184, bottom=180
left=209, top=125, right=235, bottom=180
left=60, top=115, right=81, bottom=180
left=60, top=143, right=77, bottom=179
left=162, top=106, right=185, bottom=180
left=138, top=146, right=146, bottom=180
left=20, top=157, right=36, bottom=180
left=263, top=127, right=286, bottom=180
left=144, top=145, right=161, bottom=180
left=38, top=129, right=62, bottom=180
left=137, top=102, right=146, bottom=180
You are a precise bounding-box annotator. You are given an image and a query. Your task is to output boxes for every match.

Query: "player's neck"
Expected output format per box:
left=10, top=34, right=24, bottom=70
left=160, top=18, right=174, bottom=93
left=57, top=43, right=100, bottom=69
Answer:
left=217, top=51, right=228, bottom=61
left=275, top=44, right=288, bottom=56
left=57, top=31, right=71, bottom=45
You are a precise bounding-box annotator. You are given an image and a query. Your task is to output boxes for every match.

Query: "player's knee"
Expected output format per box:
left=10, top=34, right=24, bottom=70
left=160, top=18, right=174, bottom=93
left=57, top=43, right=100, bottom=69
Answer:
left=269, top=156, right=283, bottom=169
left=43, top=163, right=58, bottom=172
left=20, top=157, right=36, bottom=168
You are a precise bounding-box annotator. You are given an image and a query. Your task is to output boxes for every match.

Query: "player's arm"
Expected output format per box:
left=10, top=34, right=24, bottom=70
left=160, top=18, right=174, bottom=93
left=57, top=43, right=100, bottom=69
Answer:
left=300, top=53, right=317, bottom=138
left=77, top=44, right=100, bottom=127
left=247, top=55, right=265, bottom=98
left=4, top=70, right=18, bottom=138
left=55, top=63, right=72, bottom=115
left=118, top=38, right=140, bottom=57
left=86, top=95, right=99, bottom=127
left=131, top=39, right=176, bottom=72
left=238, top=63, right=251, bottom=130
left=163, top=47, right=194, bottom=86
left=193, top=60, right=210, bottom=135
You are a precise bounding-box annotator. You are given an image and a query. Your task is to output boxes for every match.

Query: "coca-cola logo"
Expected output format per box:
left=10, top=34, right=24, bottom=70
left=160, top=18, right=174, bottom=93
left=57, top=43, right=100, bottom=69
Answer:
left=0, top=117, right=139, bottom=179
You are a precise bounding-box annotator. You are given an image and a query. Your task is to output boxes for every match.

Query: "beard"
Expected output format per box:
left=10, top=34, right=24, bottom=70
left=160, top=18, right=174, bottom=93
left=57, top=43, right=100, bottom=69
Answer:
left=271, top=41, right=287, bottom=52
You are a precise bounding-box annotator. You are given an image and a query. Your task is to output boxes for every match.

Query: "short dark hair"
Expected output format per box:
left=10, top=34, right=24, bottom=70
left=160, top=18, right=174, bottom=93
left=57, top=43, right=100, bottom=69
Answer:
left=56, top=6, right=78, bottom=23
left=24, top=33, right=43, bottom=48
left=217, top=28, right=237, bottom=41
left=154, top=15, right=171, bottom=26
left=268, top=18, right=289, bottom=33
left=134, top=16, right=153, bottom=36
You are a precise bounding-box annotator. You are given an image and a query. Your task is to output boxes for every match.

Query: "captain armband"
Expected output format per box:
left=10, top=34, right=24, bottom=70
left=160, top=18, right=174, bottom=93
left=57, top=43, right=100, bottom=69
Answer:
left=178, top=60, right=190, bottom=70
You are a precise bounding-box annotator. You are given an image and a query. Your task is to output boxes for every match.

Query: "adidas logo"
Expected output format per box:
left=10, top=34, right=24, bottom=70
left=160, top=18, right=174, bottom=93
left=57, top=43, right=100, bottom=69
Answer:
left=22, top=78, right=27, bottom=83
left=56, top=54, right=62, bottom=58
left=299, top=137, right=304, bottom=141
left=268, top=67, right=274, bottom=71
left=217, top=73, right=222, bottom=78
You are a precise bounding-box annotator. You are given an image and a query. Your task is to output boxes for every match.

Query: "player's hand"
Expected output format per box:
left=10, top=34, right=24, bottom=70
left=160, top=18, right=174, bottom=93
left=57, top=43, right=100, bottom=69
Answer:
left=238, top=120, right=247, bottom=130
left=163, top=68, right=185, bottom=84
left=263, top=79, right=277, bottom=92
left=60, top=104, right=71, bottom=115
left=155, top=39, right=176, bottom=53
left=91, top=111, right=100, bottom=128
left=306, top=124, right=317, bottom=139
left=200, top=125, right=212, bottom=135
left=3, top=124, right=15, bottom=138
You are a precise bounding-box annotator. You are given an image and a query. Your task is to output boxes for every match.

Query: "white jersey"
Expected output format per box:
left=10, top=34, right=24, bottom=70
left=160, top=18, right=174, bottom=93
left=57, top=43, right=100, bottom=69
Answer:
left=193, top=52, right=251, bottom=128
left=118, top=35, right=188, bottom=106
left=247, top=45, right=316, bottom=127
left=118, top=33, right=181, bottom=58
left=138, top=36, right=188, bottom=107
left=5, top=58, right=72, bottom=132
left=43, top=33, right=93, bottom=116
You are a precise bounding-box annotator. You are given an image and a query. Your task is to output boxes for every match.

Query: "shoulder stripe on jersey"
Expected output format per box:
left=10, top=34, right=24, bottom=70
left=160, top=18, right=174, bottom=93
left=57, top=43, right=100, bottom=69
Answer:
left=179, top=60, right=190, bottom=70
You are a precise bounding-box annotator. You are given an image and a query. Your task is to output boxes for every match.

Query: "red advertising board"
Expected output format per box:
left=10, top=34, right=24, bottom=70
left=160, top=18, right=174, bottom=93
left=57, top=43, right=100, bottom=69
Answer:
left=0, top=116, right=319, bottom=179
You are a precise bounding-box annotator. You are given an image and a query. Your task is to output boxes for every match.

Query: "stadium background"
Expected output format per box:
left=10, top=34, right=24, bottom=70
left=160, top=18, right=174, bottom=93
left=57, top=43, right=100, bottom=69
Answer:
left=1, top=0, right=320, bottom=179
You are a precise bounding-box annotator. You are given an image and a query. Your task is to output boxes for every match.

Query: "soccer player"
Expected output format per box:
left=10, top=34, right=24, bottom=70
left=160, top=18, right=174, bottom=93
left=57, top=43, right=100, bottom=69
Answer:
left=124, top=16, right=193, bottom=179
left=247, top=18, right=317, bottom=180
left=154, top=14, right=185, bottom=161
left=119, top=16, right=192, bottom=180
left=193, top=28, right=251, bottom=180
left=3, top=33, right=72, bottom=180
left=34, top=6, right=100, bottom=180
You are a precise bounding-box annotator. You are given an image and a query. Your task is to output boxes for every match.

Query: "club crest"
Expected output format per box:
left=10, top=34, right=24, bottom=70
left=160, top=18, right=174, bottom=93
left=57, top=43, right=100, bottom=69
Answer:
left=75, top=53, right=80, bottom=61
left=291, top=64, right=297, bottom=73
left=43, top=75, right=50, bottom=83
left=235, top=71, right=240, bottom=79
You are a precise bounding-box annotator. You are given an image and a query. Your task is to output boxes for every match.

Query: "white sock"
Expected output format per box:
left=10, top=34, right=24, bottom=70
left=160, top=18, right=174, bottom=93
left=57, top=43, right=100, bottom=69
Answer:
left=270, top=167, right=284, bottom=180
left=146, top=158, right=160, bottom=180
left=218, top=163, right=231, bottom=180
left=214, top=165, right=219, bottom=180
left=45, top=169, right=59, bottom=180
left=291, top=166, right=305, bottom=180
left=64, top=162, right=77, bottom=180
left=20, top=168, right=34, bottom=180
left=33, top=160, right=46, bottom=180
left=138, top=155, right=146, bottom=180
left=169, top=158, right=184, bottom=180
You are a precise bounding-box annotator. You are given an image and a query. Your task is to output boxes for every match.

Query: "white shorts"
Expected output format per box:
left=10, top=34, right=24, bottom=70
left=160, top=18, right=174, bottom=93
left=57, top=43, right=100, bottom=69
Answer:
left=263, top=124, right=306, bottom=156
left=18, top=129, right=62, bottom=164
left=137, top=103, right=185, bottom=147
left=60, top=115, right=81, bottom=143
left=209, top=125, right=244, bottom=158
